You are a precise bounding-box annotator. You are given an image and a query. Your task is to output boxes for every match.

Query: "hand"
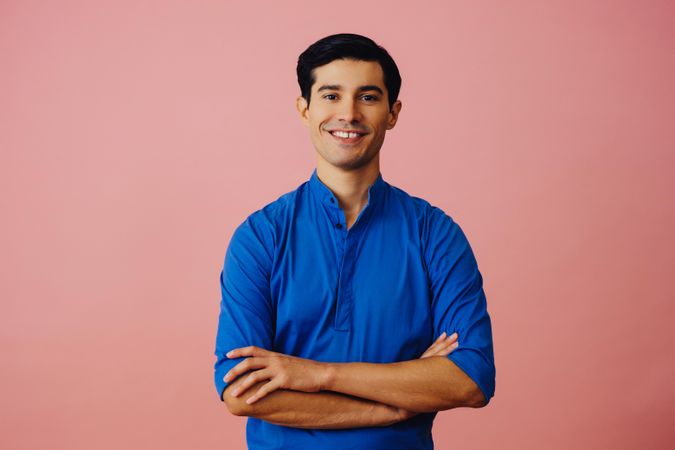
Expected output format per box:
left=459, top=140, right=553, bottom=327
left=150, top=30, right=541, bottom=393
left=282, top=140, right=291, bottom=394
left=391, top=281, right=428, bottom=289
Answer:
left=419, top=331, right=459, bottom=358
left=394, top=331, right=459, bottom=421
left=223, top=346, right=330, bottom=405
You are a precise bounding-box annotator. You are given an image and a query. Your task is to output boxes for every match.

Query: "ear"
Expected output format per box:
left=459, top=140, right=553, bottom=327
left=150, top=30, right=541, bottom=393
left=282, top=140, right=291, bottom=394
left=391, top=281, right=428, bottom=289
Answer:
left=386, top=99, right=402, bottom=130
left=296, top=96, right=309, bottom=127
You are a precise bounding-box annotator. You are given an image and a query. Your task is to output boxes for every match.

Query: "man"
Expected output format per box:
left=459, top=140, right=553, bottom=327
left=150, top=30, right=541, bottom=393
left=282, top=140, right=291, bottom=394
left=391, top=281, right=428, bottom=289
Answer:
left=214, top=33, right=495, bottom=449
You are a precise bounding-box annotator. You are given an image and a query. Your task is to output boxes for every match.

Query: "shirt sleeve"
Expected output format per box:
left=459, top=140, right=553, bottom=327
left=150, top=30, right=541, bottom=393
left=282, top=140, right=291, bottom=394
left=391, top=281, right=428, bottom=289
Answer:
left=423, top=206, right=496, bottom=405
left=213, top=215, right=275, bottom=402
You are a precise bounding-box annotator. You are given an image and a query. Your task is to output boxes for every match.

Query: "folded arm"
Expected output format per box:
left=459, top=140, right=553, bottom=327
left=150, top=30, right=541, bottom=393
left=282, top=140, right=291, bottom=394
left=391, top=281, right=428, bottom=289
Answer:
left=223, top=332, right=462, bottom=426
left=324, top=355, right=486, bottom=413
left=224, top=332, right=475, bottom=419
left=223, top=377, right=404, bottom=429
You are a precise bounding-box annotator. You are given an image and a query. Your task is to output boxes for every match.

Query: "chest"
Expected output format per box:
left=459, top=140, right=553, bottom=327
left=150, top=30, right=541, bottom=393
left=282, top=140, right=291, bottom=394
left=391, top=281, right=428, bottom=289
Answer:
left=270, top=213, right=434, bottom=361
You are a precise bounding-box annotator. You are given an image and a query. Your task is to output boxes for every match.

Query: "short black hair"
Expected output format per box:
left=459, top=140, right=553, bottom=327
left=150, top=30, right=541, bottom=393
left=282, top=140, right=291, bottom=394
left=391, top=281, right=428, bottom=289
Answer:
left=297, top=33, right=402, bottom=111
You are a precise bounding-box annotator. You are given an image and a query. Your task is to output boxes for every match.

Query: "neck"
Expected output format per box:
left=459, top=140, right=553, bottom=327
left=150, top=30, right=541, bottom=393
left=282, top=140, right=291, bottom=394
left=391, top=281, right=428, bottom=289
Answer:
left=315, top=158, right=380, bottom=214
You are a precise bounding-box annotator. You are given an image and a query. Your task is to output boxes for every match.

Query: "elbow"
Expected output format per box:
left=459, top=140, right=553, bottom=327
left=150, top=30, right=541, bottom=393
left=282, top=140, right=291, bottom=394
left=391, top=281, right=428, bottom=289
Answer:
left=222, top=384, right=247, bottom=416
left=459, top=376, right=490, bottom=409
left=223, top=378, right=270, bottom=417
left=438, top=381, right=486, bottom=411
left=467, top=371, right=495, bottom=408
left=466, top=385, right=488, bottom=408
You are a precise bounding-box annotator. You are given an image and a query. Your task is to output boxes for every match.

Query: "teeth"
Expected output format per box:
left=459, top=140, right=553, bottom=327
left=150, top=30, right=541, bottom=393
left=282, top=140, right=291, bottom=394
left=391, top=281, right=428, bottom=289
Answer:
left=332, top=131, right=362, bottom=138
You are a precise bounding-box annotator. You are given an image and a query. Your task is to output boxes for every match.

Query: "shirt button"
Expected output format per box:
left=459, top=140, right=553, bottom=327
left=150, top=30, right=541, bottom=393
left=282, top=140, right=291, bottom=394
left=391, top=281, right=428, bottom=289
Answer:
left=336, top=223, right=343, bottom=229
left=330, top=198, right=335, bottom=203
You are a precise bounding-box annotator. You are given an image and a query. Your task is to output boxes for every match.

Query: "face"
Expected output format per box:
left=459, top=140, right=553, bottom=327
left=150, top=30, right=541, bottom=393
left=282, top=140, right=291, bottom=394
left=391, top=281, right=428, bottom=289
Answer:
left=296, top=58, right=402, bottom=172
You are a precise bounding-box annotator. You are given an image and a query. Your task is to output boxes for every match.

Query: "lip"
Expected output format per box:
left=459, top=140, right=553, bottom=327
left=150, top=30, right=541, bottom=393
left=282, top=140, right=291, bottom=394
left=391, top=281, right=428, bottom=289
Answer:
left=328, top=128, right=368, bottom=134
left=326, top=129, right=368, bottom=146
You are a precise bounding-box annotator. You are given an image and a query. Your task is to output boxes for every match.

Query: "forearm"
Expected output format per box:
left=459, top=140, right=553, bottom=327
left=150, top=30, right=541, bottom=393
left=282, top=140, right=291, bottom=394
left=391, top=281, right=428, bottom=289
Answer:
left=324, top=356, right=485, bottom=413
left=223, top=378, right=406, bottom=429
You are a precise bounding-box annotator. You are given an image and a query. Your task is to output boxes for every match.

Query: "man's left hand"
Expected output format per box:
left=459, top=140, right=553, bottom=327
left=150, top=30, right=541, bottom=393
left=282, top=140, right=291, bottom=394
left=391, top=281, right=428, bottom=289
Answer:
left=223, top=346, right=330, bottom=405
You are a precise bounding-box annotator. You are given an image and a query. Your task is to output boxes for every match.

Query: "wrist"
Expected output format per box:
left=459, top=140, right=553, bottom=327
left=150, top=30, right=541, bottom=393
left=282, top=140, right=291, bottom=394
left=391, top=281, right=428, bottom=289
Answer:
left=320, top=362, right=338, bottom=391
left=372, top=403, right=402, bottom=427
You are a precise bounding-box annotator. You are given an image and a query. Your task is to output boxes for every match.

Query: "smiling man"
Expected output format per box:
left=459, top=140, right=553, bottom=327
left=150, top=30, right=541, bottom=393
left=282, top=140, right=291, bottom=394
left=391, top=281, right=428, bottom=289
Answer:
left=214, top=33, right=496, bottom=449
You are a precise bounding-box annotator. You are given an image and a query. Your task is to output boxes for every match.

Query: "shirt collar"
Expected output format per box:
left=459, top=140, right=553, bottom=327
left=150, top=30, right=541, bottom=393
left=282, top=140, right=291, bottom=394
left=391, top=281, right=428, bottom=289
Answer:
left=308, top=168, right=386, bottom=209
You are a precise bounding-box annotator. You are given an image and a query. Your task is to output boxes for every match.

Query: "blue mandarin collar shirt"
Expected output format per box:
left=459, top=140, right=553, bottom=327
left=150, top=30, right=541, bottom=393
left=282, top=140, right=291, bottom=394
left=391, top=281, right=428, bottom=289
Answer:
left=214, top=169, right=495, bottom=449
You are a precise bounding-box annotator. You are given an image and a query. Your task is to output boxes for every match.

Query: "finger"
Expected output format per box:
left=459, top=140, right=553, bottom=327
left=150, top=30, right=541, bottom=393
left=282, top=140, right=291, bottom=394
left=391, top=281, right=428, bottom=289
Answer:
left=427, top=345, right=450, bottom=357
left=438, top=341, right=460, bottom=356
left=421, top=332, right=448, bottom=356
left=421, top=346, right=444, bottom=358
left=429, top=337, right=460, bottom=357
left=227, top=346, right=270, bottom=359
left=246, top=378, right=281, bottom=405
left=224, top=359, right=251, bottom=383
left=441, top=342, right=459, bottom=355
left=230, top=369, right=272, bottom=397
left=445, top=332, right=458, bottom=343
left=224, top=357, right=269, bottom=383
left=439, top=335, right=459, bottom=350
left=420, top=345, right=437, bottom=358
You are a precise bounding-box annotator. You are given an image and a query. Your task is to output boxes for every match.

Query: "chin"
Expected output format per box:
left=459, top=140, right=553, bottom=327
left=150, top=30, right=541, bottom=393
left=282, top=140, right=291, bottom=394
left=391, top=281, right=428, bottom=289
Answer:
left=314, top=143, right=380, bottom=171
left=325, top=155, right=378, bottom=171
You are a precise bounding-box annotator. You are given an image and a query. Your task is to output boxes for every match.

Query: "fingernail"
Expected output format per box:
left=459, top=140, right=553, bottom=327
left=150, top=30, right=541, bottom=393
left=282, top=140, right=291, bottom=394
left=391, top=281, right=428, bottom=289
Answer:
left=226, top=351, right=233, bottom=358
left=231, top=389, right=238, bottom=397
left=452, top=342, right=459, bottom=348
left=440, top=332, right=446, bottom=338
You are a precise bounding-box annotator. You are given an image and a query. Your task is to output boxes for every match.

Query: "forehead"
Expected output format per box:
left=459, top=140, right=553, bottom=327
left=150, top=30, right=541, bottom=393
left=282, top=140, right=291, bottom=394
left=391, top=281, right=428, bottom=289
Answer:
left=312, top=59, right=385, bottom=91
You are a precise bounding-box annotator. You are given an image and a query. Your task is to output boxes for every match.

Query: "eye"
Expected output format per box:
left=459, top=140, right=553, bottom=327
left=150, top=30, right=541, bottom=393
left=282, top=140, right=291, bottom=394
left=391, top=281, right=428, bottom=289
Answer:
left=323, top=94, right=338, bottom=100
left=361, top=94, right=378, bottom=102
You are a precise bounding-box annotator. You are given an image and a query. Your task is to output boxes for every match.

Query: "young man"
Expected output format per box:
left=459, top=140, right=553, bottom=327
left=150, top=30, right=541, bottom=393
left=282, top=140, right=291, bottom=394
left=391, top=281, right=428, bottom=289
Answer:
left=214, top=33, right=495, bottom=449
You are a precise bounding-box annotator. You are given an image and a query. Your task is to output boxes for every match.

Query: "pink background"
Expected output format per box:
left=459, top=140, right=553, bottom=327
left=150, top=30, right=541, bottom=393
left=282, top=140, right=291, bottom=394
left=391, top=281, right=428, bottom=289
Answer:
left=2, top=1, right=674, bottom=449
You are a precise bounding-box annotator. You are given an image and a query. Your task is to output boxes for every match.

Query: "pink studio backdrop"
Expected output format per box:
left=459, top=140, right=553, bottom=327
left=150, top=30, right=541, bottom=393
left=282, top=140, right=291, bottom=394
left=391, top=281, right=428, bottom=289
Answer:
left=2, top=1, right=674, bottom=449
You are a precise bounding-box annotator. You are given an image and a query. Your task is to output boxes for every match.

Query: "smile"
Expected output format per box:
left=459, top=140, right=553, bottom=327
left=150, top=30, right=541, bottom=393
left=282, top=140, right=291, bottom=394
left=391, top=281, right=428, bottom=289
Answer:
left=328, top=130, right=367, bottom=145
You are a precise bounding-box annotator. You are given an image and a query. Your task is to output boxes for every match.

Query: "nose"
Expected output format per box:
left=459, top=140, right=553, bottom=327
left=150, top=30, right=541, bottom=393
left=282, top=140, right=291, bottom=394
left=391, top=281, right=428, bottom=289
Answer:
left=336, top=98, right=362, bottom=123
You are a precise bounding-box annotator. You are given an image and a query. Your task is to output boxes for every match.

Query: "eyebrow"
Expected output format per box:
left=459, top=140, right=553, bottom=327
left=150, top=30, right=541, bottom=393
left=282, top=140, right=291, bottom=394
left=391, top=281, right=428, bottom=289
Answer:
left=316, top=84, right=384, bottom=95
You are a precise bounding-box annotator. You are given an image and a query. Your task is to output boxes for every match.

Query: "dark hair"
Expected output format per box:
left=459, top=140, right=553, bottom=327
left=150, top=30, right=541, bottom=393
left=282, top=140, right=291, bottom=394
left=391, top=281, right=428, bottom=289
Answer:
left=297, top=33, right=402, bottom=111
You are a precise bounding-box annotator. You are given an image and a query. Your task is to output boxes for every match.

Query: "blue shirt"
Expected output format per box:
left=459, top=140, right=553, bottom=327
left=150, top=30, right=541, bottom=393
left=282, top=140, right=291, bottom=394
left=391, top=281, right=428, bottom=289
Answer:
left=214, top=169, right=495, bottom=449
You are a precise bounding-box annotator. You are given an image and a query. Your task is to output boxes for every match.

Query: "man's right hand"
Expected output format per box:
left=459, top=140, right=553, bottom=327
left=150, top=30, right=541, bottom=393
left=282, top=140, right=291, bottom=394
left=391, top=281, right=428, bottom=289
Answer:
left=394, top=332, right=459, bottom=421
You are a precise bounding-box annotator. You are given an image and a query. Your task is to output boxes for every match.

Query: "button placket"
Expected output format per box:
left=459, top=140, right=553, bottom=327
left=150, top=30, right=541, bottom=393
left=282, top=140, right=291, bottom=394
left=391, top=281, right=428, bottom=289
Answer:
left=308, top=168, right=384, bottom=333
left=326, top=192, right=364, bottom=332
left=334, top=225, right=361, bottom=331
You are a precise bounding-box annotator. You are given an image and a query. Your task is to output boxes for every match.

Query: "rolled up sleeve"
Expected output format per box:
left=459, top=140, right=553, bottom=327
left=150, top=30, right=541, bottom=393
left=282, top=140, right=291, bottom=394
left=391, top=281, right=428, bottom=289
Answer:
left=214, top=215, right=275, bottom=401
left=424, top=207, right=496, bottom=405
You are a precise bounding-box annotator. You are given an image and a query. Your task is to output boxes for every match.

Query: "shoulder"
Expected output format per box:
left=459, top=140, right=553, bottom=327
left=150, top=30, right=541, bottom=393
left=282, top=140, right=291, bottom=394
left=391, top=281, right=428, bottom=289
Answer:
left=385, top=183, right=475, bottom=268
left=384, top=182, right=458, bottom=235
left=230, top=180, right=306, bottom=253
